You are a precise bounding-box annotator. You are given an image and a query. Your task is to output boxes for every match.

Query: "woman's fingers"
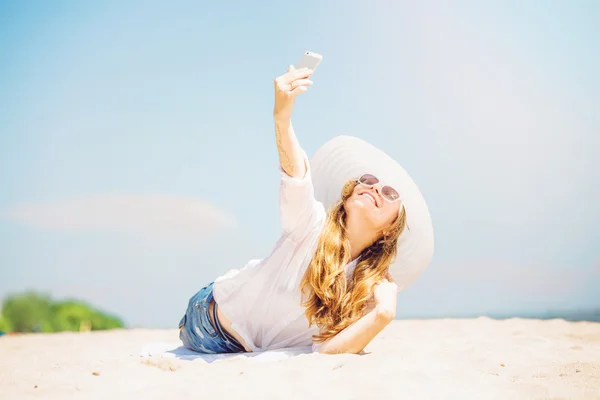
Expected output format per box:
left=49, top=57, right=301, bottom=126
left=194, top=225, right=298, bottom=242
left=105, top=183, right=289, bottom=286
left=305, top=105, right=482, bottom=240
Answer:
left=289, top=78, right=313, bottom=91
left=275, top=70, right=313, bottom=88
left=273, top=66, right=314, bottom=100
left=283, top=67, right=313, bottom=84
left=290, top=86, right=308, bottom=96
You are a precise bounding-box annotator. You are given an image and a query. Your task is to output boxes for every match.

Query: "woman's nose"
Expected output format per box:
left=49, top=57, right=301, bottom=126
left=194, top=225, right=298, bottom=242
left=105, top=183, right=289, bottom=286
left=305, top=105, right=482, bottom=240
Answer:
left=369, top=184, right=382, bottom=194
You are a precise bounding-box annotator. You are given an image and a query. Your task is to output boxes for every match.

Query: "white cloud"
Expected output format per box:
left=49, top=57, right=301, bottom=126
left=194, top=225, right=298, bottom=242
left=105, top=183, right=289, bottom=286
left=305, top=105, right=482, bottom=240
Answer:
left=0, top=193, right=236, bottom=238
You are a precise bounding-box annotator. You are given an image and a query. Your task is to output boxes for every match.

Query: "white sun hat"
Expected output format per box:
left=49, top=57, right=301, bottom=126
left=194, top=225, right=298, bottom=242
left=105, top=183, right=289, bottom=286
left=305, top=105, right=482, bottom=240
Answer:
left=310, top=135, right=434, bottom=291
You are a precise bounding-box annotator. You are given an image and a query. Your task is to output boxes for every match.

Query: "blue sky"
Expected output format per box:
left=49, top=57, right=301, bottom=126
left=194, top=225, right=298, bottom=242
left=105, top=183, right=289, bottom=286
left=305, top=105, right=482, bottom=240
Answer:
left=1, top=0, right=598, bottom=327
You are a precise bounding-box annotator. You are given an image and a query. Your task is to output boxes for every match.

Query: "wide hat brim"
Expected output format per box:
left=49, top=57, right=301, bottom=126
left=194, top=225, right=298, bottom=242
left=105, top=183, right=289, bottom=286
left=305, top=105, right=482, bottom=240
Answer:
left=310, top=135, right=434, bottom=291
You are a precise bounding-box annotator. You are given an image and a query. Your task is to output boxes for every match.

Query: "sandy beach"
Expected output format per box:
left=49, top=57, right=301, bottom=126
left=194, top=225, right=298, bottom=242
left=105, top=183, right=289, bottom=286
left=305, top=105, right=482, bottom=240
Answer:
left=1, top=318, right=599, bottom=400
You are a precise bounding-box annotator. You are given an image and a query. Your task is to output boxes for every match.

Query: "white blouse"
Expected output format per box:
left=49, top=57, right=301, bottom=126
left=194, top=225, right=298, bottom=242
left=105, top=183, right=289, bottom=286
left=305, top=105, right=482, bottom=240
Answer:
left=212, top=159, right=357, bottom=352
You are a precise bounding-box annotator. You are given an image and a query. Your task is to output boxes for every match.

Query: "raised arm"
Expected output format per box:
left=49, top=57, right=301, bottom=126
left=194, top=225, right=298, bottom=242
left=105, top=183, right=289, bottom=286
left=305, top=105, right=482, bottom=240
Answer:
left=317, top=278, right=398, bottom=354
left=273, top=66, right=314, bottom=178
left=272, top=65, right=322, bottom=237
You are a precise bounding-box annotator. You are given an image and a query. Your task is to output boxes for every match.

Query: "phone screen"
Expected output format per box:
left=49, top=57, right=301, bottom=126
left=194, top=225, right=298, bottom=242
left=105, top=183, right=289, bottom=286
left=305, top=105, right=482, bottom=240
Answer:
left=296, top=52, right=322, bottom=71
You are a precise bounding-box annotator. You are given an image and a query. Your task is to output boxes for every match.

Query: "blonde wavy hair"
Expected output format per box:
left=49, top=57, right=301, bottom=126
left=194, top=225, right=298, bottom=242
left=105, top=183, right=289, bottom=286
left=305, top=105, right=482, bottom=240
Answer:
left=300, top=179, right=407, bottom=343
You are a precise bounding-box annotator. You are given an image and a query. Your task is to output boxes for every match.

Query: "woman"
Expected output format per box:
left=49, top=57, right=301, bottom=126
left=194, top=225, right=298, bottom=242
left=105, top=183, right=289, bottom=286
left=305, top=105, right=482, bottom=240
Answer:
left=178, top=65, right=434, bottom=355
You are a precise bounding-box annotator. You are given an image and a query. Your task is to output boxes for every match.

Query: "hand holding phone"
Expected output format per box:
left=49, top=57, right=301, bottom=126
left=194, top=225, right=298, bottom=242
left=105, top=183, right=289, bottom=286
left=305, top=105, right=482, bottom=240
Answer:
left=273, top=51, right=322, bottom=121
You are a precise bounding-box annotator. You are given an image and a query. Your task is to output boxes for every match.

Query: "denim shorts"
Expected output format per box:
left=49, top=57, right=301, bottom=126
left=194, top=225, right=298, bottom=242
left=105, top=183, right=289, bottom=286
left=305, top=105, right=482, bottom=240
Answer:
left=178, top=282, right=245, bottom=354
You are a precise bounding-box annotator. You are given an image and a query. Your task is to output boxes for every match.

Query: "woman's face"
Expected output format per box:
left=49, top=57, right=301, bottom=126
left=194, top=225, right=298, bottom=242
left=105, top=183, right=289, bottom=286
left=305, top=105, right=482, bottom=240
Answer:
left=344, top=180, right=401, bottom=233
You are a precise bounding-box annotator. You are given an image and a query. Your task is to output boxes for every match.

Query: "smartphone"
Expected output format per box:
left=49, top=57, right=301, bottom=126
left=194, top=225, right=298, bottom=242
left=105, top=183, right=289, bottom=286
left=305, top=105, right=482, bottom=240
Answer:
left=296, top=51, right=323, bottom=71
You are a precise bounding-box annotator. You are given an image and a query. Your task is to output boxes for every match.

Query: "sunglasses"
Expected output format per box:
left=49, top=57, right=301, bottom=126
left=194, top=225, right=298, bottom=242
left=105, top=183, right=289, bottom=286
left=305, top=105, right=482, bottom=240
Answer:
left=357, top=174, right=401, bottom=203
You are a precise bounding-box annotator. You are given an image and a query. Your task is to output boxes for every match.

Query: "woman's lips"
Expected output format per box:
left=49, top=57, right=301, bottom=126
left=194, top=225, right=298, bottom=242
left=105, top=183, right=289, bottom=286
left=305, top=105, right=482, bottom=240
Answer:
left=360, top=192, right=378, bottom=207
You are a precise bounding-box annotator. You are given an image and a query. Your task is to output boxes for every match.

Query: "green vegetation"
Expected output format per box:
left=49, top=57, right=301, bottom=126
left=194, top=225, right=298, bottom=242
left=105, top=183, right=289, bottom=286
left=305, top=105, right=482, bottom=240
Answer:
left=0, top=291, right=124, bottom=333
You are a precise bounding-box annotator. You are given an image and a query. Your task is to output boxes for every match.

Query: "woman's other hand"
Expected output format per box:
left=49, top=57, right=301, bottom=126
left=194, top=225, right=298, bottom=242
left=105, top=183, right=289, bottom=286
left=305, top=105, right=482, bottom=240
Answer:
left=273, top=66, right=313, bottom=121
left=317, top=277, right=397, bottom=355
left=373, top=278, right=398, bottom=321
